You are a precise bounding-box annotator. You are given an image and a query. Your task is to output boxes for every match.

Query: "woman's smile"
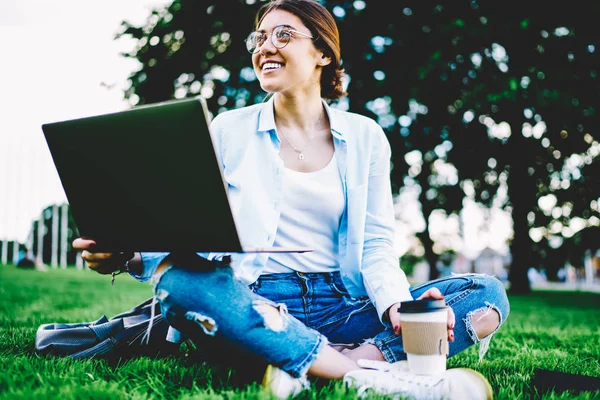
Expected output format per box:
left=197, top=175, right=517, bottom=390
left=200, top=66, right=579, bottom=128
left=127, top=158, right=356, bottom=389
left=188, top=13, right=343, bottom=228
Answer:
left=262, top=61, right=285, bottom=74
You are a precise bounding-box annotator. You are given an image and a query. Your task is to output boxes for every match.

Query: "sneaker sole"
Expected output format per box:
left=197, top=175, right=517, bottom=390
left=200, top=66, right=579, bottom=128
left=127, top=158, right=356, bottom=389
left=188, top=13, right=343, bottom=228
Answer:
left=262, top=364, right=275, bottom=389
left=453, top=368, right=494, bottom=400
left=262, top=364, right=309, bottom=399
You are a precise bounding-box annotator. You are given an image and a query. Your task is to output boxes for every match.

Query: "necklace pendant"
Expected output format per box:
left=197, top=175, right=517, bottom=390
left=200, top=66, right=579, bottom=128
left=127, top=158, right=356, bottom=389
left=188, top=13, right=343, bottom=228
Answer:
left=298, top=153, right=305, bottom=160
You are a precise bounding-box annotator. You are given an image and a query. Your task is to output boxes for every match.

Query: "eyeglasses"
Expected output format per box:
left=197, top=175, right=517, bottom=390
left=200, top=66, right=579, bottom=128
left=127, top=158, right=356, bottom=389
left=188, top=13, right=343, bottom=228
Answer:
left=245, top=25, right=314, bottom=54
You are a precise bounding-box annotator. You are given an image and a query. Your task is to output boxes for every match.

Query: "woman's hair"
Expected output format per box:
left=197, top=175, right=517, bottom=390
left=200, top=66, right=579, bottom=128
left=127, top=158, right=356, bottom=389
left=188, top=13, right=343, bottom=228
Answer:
left=254, top=0, right=347, bottom=100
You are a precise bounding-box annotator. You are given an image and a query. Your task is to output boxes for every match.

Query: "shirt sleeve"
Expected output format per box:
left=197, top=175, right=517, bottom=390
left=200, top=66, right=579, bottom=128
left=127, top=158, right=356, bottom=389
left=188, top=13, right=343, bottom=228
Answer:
left=360, top=124, right=413, bottom=322
left=129, top=252, right=170, bottom=282
left=129, top=252, right=226, bottom=282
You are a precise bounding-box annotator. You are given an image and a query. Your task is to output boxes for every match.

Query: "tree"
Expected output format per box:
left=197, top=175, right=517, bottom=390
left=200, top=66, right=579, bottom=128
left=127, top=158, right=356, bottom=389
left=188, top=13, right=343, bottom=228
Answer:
left=398, top=1, right=600, bottom=292
left=115, top=0, right=261, bottom=110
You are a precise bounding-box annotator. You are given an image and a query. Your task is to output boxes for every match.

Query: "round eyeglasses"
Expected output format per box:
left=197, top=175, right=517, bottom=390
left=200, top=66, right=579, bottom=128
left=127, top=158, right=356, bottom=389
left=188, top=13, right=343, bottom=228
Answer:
left=245, top=25, right=314, bottom=54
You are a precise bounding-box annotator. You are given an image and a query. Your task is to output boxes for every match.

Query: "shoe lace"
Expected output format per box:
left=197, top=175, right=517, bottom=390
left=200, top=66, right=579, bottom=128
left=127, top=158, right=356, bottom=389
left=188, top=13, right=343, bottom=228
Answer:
left=297, top=375, right=311, bottom=391
left=355, top=371, right=447, bottom=400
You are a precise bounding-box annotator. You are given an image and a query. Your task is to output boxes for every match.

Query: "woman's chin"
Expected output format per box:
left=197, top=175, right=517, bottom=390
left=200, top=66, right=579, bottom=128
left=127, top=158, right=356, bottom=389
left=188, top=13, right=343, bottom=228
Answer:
left=259, top=82, right=281, bottom=93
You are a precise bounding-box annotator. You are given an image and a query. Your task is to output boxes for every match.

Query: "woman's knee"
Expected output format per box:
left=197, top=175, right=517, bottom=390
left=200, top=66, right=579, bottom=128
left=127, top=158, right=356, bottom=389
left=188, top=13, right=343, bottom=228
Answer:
left=154, top=266, right=234, bottom=329
left=470, top=275, right=510, bottom=338
left=470, top=307, right=501, bottom=339
left=488, top=276, right=510, bottom=316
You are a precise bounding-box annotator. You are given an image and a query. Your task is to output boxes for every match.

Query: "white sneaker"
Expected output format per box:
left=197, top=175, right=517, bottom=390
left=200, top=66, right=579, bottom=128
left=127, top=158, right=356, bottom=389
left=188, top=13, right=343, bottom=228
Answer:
left=344, top=367, right=493, bottom=400
left=357, top=359, right=410, bottom=372
left=262, top=364, right=310, bottom=399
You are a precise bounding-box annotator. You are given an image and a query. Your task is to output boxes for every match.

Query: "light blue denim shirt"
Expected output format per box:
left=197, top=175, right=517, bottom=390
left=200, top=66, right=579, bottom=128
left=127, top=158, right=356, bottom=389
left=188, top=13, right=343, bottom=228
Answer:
left=134, top=97, right=413, bottom=321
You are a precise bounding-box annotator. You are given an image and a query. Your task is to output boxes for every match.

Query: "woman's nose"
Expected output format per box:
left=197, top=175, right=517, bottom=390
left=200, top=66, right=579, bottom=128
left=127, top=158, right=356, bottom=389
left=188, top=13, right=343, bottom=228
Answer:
left=256, top=35, right=277, bottom=55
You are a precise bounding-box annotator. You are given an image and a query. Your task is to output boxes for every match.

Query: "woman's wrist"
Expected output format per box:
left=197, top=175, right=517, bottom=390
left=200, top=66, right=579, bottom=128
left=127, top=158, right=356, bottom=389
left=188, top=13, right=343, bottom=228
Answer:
left=125, top=252, right=143, bottom=276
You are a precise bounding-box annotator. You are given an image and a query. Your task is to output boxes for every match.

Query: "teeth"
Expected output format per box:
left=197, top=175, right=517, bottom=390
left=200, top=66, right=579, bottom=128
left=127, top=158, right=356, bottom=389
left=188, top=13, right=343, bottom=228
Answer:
left=263, top=62, right=283, bottom=70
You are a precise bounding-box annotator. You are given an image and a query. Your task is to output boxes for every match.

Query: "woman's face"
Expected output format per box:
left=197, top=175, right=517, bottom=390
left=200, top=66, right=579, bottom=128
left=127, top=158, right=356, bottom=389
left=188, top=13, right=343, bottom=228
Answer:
left=252, top=9, right=326, bottom=96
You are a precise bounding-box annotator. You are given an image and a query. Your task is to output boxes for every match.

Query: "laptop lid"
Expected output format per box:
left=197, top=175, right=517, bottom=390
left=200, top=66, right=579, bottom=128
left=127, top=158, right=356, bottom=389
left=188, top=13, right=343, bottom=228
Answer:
left=42, top=97, right=248, bottom=253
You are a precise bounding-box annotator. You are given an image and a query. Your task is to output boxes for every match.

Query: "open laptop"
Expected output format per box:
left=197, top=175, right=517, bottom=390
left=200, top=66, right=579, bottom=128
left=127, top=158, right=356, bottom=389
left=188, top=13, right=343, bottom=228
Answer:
left=41, top=96, right=312, bottom=254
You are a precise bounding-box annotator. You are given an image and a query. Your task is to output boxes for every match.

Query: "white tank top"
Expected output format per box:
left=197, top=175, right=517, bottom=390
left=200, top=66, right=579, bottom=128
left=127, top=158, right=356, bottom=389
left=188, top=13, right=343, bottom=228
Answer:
left=263, top=154, right=345, bottom=274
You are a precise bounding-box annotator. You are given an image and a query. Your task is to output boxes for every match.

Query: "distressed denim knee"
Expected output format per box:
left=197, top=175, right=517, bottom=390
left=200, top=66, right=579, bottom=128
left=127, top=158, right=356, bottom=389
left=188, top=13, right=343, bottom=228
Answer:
left=372, top=273, right=510, bottom=363
left=153, top=264, right=327, bottom=378
left=462, top=274, right=510, bottom=361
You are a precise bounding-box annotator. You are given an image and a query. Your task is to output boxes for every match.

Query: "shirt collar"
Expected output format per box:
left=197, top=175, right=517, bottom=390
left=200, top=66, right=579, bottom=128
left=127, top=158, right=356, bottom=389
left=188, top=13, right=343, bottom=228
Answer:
left=257, top=95, right=347, bottom=141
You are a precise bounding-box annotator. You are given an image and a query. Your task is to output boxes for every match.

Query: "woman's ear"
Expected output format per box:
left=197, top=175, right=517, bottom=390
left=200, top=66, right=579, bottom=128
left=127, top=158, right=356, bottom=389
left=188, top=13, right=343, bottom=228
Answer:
left=318, top=53, right=332, bottom=67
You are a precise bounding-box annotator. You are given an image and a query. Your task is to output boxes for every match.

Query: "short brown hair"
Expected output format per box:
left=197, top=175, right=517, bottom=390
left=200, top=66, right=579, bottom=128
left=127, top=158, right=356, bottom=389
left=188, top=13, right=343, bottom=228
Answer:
left=255, top=0, right=347, bottom=100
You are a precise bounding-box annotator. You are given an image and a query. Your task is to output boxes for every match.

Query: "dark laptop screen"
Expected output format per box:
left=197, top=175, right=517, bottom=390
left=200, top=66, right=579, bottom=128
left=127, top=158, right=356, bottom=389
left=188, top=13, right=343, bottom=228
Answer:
left=42, top=98, right=243, bottom=253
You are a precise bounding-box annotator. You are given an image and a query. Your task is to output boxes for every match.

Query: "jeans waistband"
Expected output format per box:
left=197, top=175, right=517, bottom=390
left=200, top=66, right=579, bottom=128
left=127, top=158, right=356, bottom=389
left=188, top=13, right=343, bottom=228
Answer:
left=257, top=270, right=342, bottom=283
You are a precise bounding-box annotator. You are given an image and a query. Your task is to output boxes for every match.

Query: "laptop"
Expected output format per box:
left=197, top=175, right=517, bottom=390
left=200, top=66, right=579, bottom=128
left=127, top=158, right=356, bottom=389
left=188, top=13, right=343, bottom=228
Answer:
left=41, top=96, right=313, bottom=254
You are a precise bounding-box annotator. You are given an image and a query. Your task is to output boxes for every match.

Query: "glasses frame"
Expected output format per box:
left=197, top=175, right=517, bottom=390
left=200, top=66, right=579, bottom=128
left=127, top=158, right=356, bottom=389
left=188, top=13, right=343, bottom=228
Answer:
left=245, top=24, right=314, bottom=54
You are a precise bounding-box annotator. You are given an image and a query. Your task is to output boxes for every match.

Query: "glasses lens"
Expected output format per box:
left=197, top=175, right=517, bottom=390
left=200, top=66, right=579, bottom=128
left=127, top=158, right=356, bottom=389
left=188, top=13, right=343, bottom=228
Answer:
left=246, top=32, right=258, bottom=53
left=272, top=26, right=292, bottom=49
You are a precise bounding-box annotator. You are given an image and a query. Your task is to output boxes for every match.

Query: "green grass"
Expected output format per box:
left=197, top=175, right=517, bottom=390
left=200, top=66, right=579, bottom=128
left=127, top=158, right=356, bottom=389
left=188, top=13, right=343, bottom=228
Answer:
left=1, top=265, right=599, bottom=399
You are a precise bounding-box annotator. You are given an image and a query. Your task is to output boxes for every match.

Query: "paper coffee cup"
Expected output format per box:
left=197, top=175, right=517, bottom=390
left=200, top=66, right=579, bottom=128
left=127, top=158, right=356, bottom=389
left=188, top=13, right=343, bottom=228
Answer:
left=399, top=299, right=448, bottom=375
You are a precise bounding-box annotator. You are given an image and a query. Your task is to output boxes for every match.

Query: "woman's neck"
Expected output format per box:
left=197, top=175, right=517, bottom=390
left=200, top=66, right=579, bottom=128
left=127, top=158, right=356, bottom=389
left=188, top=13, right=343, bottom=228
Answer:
left=273, top=93, right=325, bottom=133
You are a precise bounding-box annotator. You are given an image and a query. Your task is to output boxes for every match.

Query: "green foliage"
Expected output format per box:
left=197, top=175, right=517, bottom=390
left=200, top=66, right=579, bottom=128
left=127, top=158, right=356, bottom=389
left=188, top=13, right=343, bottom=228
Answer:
left=1, top=267, right=600, bottom=399
left=399, top=253, right=423, bottom=278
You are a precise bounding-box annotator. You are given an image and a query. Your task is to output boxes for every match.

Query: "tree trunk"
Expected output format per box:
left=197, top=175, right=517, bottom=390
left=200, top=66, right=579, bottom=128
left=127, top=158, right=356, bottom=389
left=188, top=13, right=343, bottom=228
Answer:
left=417, top=231, right=439, bottom=280
left=507, top=211, right=533, bottom=294
left=506, top=132, right=533, bottom=294
left=416, top=172, right=440, bottom=280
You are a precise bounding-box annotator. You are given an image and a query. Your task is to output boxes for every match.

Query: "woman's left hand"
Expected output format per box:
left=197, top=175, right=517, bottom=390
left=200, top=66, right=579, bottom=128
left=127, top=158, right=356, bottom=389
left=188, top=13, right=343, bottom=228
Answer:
left=388, top=287, right=456, bottom=342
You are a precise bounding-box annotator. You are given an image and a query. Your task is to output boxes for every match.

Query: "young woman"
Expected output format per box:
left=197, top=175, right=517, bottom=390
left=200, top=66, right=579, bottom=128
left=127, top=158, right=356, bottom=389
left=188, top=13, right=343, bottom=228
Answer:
left=74, top=0, right=509, bottom=398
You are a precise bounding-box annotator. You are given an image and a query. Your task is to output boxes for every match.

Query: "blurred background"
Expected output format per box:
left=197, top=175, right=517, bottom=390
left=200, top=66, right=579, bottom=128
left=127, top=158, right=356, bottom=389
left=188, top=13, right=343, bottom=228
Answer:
left=1, top=0, right=598, bottom=293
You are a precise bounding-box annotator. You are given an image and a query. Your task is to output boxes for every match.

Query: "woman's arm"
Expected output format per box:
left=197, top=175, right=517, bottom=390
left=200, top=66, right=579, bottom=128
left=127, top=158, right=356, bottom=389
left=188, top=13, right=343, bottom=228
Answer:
left=359, top=125, right=413, bottom=322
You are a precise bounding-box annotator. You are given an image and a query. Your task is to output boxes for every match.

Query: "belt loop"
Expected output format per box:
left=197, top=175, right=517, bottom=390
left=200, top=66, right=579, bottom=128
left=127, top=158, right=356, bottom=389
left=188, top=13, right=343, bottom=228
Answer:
left=325, top=272, right=333, bottom=284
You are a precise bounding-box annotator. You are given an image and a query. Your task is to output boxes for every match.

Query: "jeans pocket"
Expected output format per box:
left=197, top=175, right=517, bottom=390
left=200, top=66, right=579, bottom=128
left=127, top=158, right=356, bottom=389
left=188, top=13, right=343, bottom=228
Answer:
left=329, top=279, right=350, bottom=297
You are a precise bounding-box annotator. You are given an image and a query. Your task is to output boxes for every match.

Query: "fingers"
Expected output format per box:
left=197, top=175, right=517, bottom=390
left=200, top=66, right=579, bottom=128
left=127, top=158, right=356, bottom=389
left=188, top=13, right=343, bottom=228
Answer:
left=73, top=237, right=131, bottom=275
left=388, top=304, right=402, bottom=335
left=416, top=287, right=444, bottom=300
left=81, top=251, right=122, bottom=274
left=447, top=306, right=456, bottom=342
left=73, top=237, right=96, bottom=250
left=393, top=320, right=401, bottom=335
left=415, top=288, right=455, bottom=342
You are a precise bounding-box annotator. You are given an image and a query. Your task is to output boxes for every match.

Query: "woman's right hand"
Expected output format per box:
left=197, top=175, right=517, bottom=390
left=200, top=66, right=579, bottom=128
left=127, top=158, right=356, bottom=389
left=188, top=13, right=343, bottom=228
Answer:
left=72, top=238, right=133, bottom=275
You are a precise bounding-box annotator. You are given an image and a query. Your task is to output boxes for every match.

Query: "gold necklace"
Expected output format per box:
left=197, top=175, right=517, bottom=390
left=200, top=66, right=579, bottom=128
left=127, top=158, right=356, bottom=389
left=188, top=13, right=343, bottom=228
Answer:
left=278, top=112, right=324, bottom=161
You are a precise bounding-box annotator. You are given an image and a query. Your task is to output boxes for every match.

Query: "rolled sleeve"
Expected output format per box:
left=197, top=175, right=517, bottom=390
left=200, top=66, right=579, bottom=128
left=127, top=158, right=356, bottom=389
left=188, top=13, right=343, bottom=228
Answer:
left=362, top=259, right=413, bottom=321
left=130, top=252, right=169, bottom=282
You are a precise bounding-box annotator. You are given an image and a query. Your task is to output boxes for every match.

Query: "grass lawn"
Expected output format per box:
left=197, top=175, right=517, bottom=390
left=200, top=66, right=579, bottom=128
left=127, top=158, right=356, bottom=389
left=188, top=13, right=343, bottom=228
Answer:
left=1, top=265, right=599, bottom=399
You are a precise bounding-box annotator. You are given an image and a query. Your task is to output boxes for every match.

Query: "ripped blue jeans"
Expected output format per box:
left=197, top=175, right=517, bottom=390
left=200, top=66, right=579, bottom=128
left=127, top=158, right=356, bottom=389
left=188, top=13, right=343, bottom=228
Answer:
left=252, top=271, right=510, bottom=364
left=154, top=261, right=327, bottom=378
left=154, top=259, right=509, bottom=378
